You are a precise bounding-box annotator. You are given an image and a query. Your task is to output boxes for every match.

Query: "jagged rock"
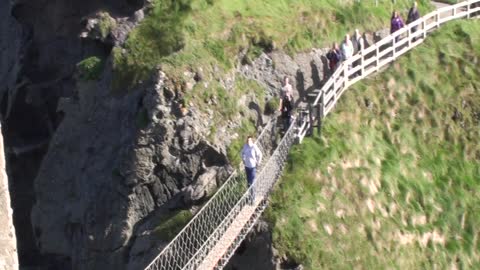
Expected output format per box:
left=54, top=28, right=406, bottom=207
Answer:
left=111, top=10, right=146, bottom=46
left=79, top=12, right=117, bottom=43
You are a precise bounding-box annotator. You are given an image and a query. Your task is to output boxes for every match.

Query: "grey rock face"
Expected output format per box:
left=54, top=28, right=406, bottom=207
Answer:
left=0, top=0, right=148, bottom=268
left=31, top=65, right=233, bottom=269
left=239, top=49, right=329, bottom=107
left=0, top=0, right=23, bottom=118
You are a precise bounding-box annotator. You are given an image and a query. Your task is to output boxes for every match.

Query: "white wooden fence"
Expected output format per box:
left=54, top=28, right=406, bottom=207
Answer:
left=297, top=0, right=480, bottom=142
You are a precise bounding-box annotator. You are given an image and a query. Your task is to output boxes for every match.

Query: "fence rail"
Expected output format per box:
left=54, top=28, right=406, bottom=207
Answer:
left=144, top=1, right=479, bottom=269
left=299, top=0, right=480, bottom=142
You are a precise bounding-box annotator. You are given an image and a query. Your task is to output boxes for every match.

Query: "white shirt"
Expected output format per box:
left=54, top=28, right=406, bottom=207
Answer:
left=282, top=83, right=293, bottom=99
left=341, top=40, right=354, bottom=60
left=241, top=144, right=263, bottom=168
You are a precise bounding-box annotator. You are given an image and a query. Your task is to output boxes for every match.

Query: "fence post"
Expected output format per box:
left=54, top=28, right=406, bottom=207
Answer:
left=467, top=1, right=471, bottom=19
left=317, top=90, right=324, bottom=135
left=361, top=52, right=365, bottom=77
left=375, top=45, right=379, bottom=72
left=343, top=61, right=349, bottom=88
left=308, top=103, right=313, bottom=135
left=392, top=36, right=396, bottom=60
left=422, top=19, right=427, bottom=39
left=408, top=27, right=411, bottom=47
left=436, top=11, right=440, bottom=28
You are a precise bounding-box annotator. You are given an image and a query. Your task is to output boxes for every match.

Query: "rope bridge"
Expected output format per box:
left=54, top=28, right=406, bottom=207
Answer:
left=144, top=1, right=480, bottom=269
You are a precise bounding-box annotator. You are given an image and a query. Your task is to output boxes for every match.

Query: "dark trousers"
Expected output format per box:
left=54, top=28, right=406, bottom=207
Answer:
left=282, top=114, right=292, bottom=132
left=245, top=166, right=256, bottom=203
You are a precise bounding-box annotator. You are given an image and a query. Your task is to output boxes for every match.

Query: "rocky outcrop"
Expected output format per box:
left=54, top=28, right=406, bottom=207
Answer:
left=0, top=0, right=147, bottom=268
left=0, top=130, right=19, bottom=270
left=30, top=64, right=235, bottom=269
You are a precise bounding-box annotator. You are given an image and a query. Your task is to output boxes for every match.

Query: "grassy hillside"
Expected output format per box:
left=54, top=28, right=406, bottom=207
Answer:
left=266, top=20, right=480, bottom=269
left=112, top=0, right=433, bottom=90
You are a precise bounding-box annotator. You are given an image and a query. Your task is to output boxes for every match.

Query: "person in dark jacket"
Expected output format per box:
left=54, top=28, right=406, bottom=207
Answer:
left=326, top=42, right=341, bottom=74
left=407, top=2, right=420, bottom=41
left=390, top=11, right=405, bottom=42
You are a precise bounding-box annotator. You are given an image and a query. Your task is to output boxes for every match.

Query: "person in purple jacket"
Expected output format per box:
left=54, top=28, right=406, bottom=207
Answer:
left=390, top=11, right=405, bottom=42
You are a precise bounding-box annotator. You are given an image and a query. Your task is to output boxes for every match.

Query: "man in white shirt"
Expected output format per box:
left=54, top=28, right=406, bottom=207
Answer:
left=241, top=136, right=263, bottom=204
left=341, top=34, right=354, bottom=61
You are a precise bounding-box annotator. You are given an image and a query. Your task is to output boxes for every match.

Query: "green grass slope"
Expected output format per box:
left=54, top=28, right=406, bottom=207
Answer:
left=112, top=0, right=433, bottom=89
left=266, top=20, right=480, bottom=269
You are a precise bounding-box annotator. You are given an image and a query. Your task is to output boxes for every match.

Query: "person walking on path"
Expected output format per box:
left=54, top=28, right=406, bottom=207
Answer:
left=407, top=2, right=420, bottom=41
left=354, top=29, right=365, bottom=54
left=279, top=91, right=293, bottom=132
left=353, top=29, right=365, bottom=77
left=326, top=42, right=341, bottom=74
left=279, top=76, right=293, bottom=102
left=341, top=34, right=354, bottom=70
left=390, top=11, right=405, bottom=42
left=241, top=136, right=263, bottom=204
left=278, top=76, right=294, bottom=131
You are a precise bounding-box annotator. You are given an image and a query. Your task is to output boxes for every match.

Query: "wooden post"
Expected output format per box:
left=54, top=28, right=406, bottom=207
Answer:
left=317, top=90, right=324, bottom=135
left=375, top=45, right=379, bottom=72
left=436, top=12, right=440, bottom=28
left=467, top=1, right=471, bottom=19
left=343, top=61, right=349, bottom=88
left=308, top=103, right=313, bottom=135
left=422, top=19, right=427, bottom=39
left=392, top=36, right=396, bottom=60
left=408, top=27, right=411, bottom=47
left=361, top=52, right=365, bottom=77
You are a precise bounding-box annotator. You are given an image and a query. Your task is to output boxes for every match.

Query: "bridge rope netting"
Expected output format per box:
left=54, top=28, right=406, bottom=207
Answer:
left=144, top=1, right=480, bottom=269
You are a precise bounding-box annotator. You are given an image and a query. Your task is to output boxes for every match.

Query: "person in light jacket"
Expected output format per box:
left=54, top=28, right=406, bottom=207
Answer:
left=341, top=34, right=354, bottom=71
left=241, top=136, right=263, bottom=204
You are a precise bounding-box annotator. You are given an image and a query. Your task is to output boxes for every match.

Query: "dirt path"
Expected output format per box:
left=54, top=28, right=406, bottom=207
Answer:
left=431, top=0, right=452, bottom=9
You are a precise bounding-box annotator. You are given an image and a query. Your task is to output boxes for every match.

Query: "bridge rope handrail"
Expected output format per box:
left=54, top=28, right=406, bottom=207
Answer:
left=144, top=117, right=278, bottom=270
left=144, top=1, right=480, bottom=269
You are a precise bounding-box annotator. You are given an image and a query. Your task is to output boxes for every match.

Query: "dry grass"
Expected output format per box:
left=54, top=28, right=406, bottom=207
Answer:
left=265, top=20, right=480, bottom=269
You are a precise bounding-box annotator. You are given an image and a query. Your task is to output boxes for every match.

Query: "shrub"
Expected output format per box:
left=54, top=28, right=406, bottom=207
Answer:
left=97, top=12, right=116, bottom=39
left=265, top=97, right=279, bottom=115
left=76, top=56, right=104, bottom=81
left=154, top=210, right=193, bottom=241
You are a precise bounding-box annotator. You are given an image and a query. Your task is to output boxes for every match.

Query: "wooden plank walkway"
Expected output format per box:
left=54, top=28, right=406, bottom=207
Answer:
left=196, top=202, right=257, bottom=270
